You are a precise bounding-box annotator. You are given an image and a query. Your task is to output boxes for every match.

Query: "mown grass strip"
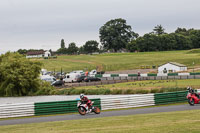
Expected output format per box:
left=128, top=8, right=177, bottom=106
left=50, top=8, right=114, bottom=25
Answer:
left=0, top=108, right=200, bottom=133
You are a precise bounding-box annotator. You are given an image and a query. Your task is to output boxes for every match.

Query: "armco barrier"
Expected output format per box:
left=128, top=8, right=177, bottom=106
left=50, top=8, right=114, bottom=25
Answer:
left=34, top=98, right=101, bottom=116
left=0, top=90, right=193, bottom=119
left=101, top=94, right=155, bottom=110
left=154, top=91, right=187, bottom=105
left=95, top=72, right=200, bottom=78
left=0, top=103, right=34, bottom=119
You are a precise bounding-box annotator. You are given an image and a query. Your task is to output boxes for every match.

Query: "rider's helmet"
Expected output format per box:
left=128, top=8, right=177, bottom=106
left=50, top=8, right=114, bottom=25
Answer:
left=187, top=86, right=191, bottom=90
left=80, top=94, right=84, bottom=99
left=187, top=86, right=194, bottom=93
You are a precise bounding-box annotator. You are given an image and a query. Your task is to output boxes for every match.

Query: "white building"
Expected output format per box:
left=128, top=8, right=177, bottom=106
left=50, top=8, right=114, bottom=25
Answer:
left=26, top=50, right=51, bottom=58
left=26, top=50, right=44, bottom=58
left=158, top=62, right=187, bottom=73
left=44, top=50, right=51, bottom=57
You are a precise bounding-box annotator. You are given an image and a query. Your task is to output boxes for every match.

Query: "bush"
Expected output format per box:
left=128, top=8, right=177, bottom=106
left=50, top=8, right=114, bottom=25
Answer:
left=35, top=81, right=55, bottom=95
left=111, top=89, right=122, bottom=94
left=123, top=89, right=134, bottom=94
left=150, top=88, right=160, bottom=93
left=160, top=87, right=186, bottom=93
left=135, top=89, right=149, bottom=94
left=34, top=86, right=188, bottom=96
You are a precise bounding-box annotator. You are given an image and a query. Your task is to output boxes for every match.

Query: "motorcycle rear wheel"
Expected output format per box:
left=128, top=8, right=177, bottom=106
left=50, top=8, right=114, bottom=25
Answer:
left=188, top=98, right=195, bottom=106
left=93, top=107, right=101, bottom=114
left=78, top=107, right=86, bottom=115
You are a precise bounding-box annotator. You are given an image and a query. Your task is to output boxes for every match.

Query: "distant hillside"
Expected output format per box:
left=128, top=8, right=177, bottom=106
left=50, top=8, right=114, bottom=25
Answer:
left=35, top=49, right=200, bottom=72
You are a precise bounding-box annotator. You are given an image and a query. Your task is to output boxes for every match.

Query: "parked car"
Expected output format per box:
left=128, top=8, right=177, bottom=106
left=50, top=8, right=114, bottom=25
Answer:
left=89, top=69, right=105, bottom=77
left=54, top=72, right=65, bottom=79
left=51, top=80, right=64, bottom=86
left=70, top=70, right=84, bottom=74
left=89, top=69, right=97, bottom=77
left=84, top=76, right=101, bottom=82
left=77, top=75, right=86, bottom=82
left=40, top=75, right=56, bottom=83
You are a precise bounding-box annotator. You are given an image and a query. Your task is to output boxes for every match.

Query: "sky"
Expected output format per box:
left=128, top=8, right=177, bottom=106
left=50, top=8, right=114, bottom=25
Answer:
left=0, top=0, right=200, bottom=54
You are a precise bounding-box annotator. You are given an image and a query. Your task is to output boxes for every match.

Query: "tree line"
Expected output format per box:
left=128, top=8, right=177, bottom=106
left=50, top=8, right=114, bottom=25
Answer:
left=56, top=39, right=100, bottom=55
left=127, top=27, right=200, bottom=52
left=99, top=18, right=200, bottom=52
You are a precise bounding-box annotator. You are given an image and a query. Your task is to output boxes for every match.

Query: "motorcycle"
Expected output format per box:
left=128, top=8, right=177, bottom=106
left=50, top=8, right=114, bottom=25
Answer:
left=77, top=101, right=101, bottom=115
left=186, top=87, right=200, bottom=106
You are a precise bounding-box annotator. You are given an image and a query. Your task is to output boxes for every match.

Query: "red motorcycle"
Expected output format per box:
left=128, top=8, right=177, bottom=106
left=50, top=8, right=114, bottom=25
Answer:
left=77, top=101, right=101, bottom=115
left=186, top=87, right=200, bottom=106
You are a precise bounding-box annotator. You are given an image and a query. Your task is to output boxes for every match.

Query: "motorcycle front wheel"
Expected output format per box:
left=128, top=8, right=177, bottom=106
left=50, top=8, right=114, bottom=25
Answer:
left=188, top=98, right=195, bottom=106
left=78, top=107, right=86, bottom=115
left=93, top=107, right=101, bottom=114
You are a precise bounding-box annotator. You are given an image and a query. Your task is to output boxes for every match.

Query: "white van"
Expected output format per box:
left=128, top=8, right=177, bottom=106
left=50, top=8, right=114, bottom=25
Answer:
left=63, top=73, right=81, bottom=83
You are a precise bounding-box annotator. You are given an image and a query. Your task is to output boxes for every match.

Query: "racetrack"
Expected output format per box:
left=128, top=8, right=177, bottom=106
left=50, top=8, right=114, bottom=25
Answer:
left=1, top=104, right=200, bottom=126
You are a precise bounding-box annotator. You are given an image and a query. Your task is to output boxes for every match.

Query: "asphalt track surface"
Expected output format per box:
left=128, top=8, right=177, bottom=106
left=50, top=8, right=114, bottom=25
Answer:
left=1, top=104, right=200, bottom=126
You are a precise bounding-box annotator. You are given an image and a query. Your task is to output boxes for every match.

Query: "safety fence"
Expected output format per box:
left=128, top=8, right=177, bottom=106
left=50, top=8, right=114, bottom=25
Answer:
left=154, top=91, right=187, bottom=105
left=95, top=72, right=200, bottom=78
left=101, top=94, right=155, bottom=110
left=0, top=90, right=194, bottom=119
left=0, top=103, right=34, bottom=119
left=34, top=99, right=101, bottom=116
left=96, top=73, right=200, bottom=81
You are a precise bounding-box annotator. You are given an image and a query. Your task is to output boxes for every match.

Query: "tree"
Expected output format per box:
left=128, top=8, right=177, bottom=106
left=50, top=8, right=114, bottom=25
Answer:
left=153, top=25, right=165, bottom=35
left=172, top=33, right=192, bottom=50
left=99, top=18, right=138, bottom=52
left=134, top=33, right=160, bottom=52
left=17, top=49, right=28, bottom=55
left=56, top=48, right=68, bottom=54
left=175, top=27, right=187, bottom=34
left=67, top=42, right=78, bottom=55
left=158, top=34, right=177, bottom=51
left=61, top=39, right=65, bottom=48
left=83, top=40, right=99, bottom=54
left=189, top=29, right=200, bottom=48
left=126, top=40, right=138, bottom=52
left=78, top=46, right=85, bottom=54
left=0, top=52, right=42, bottom=96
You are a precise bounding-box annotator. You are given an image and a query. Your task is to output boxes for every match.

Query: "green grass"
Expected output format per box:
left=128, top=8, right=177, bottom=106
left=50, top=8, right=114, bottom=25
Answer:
left=34, top=49, right=200, bottom=72
left=75, top=79, right=200, bottom=90
left=1, top=109, right=200, bottom=133
left=49, top=79, right=199, bottom=95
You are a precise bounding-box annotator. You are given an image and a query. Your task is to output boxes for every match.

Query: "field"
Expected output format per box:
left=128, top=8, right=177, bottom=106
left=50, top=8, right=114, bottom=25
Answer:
left=1, top=109, right=200, bottom=133
left=36, top=49, right=200, bottom=72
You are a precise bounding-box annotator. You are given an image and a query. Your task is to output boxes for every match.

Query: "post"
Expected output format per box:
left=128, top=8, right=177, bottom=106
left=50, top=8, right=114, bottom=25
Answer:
left=193, top=61, right=195, bottom=72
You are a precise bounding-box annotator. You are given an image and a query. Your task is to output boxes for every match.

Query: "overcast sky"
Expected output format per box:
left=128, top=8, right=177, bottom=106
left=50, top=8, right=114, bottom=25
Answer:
left=0, top=0, right=200, bottom=53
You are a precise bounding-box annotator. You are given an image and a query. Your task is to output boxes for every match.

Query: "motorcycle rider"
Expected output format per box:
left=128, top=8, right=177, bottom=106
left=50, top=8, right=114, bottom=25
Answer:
left=80, top=94, right=92, bottom=112
left=187, top=86, right=200, bottom=98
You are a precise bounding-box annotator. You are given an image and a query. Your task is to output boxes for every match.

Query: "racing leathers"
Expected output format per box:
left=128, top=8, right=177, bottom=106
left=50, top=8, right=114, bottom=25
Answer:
left=81, top=96, right=92, bottom=111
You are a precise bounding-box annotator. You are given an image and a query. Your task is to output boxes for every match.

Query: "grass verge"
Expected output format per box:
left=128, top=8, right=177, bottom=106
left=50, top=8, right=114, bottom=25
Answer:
left=48, top=79, right=200, bottom=95
left=0, top=108, right=200, bottom=133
